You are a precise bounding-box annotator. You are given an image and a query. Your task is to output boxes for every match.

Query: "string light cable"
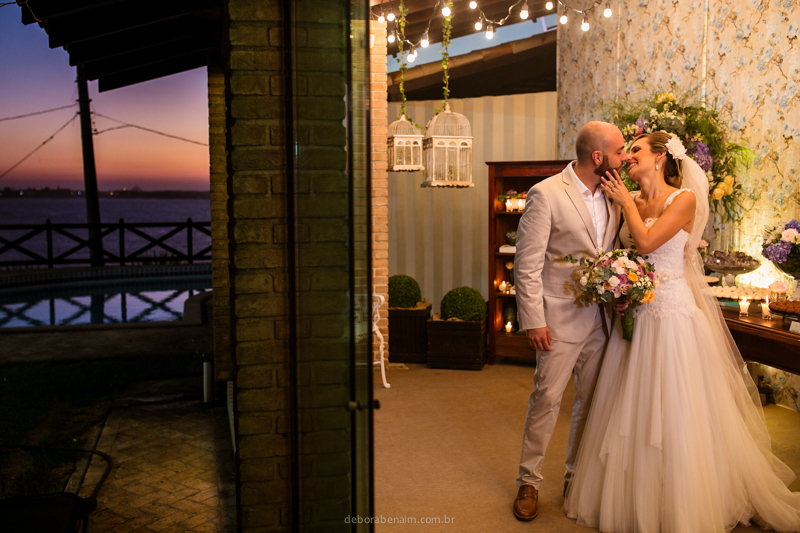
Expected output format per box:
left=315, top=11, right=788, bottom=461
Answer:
left=0, top=113, right=78, bottom=180
left=0, top=103, right=78, bottom=122
left=92, top=113, right=208, bottom=146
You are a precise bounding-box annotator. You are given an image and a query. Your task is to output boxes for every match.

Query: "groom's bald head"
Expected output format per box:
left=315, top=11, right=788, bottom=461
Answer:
left=575, top=121, right=620, bottom=165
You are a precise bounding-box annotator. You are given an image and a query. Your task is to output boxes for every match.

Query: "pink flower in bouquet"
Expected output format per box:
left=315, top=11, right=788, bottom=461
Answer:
left=781, top=228, right=799, bottom=244
left=768, top=281, right=788, bottom=294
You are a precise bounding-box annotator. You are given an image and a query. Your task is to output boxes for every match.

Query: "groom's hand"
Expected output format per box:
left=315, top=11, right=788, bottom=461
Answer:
left=527, top=327, right=552, bottom=351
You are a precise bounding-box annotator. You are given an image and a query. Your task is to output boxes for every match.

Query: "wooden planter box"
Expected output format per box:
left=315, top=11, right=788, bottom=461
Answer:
left=388, top=303, right=432, bottom=364
left=426, top=316, right=487, bottom=371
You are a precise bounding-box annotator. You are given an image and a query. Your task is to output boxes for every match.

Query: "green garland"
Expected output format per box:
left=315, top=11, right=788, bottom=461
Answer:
left=396, top=1, right=409, bottom=120
left=604, top=84, right=754, bottom=223
left=434, top=0, right=454, bottom=115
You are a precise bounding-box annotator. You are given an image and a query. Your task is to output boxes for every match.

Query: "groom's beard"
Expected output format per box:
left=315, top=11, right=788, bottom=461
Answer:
left=593, top=155, right=615, bottom=177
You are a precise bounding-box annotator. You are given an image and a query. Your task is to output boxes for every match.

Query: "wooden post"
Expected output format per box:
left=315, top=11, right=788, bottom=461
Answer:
left=77, top=64, right=103, bottom=267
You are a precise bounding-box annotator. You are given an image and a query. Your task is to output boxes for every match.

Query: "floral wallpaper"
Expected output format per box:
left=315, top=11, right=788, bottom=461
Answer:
left=557, top=0, right=800, bottom=410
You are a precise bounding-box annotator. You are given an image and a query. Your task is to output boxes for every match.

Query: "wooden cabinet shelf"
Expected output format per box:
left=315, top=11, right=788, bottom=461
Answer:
left=487, top=160, right=572, bottom=364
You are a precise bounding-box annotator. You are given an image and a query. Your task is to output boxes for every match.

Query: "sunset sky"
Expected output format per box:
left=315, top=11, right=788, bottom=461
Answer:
left=0, top=4, right=210, bottom=191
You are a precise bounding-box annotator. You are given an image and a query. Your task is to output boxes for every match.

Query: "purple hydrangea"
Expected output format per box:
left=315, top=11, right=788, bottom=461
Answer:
left=687, top=142, right=713, bottom=171
left=691, top=141, right=710, bottom=156
left=785, top=219, right=800, bottom=231
left=762, top=241, right=792, bottom=263
left=635, top=116, right=648, bottom=130
left=690, top=153, right=714, bottom=172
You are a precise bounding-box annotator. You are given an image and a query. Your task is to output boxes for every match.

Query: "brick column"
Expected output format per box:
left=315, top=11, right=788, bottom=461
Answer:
left=225, top=0, right=293, bottom=529
left=370, top=20, right=389, bottom=360
left=208, top=61, right=233, bottom=381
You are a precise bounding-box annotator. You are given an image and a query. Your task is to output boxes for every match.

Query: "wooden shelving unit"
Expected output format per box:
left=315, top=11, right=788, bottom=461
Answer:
left=487, top=160, right=572, bottom=364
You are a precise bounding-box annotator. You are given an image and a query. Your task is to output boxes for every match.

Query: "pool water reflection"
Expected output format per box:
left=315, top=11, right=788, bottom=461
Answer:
left=0, top=277, right=211, bottom=328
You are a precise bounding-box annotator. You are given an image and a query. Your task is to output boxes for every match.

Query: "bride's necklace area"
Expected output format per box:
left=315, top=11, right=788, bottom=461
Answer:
left=636, top=185, right=674, bottom=219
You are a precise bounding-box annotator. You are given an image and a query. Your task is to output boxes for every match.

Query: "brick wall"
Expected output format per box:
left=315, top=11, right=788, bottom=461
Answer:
left=223, top=0, right=360, bottom=530
left=225, top=0, right=293, bottom=529
left=370, top=20, right=389, bottom=360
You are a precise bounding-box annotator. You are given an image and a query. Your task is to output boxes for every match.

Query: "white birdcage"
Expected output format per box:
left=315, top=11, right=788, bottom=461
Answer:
left=421, top=103, right=473, bottom=188
left=387, top=114, right=424, bottom=172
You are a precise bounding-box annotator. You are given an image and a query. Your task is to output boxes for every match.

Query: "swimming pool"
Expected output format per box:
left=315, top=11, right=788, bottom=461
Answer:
left=0, top=266, right=211, bottom=328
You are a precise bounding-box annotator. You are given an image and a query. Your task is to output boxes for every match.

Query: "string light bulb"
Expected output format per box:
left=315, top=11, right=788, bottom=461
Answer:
left=469, top=0, right=478, bottom=8
left=603, top=2, right=612, bottom=17
left=387, top=31, right=396, bottom=43
left=442, top=4, right=451, bottom=17
left=407, top=49, right=416, bottom=63
left=520, top=2, right=529, bottom=19
left=545, top=1, right=553, bottom=9
left=486, top=23, right=494, bottom=39
left=559, top=9, right=568, bottom=24
left=387, top=11, right=395, bottom=21
left=421, top=32, right=430, bottom=47
left=475, top=18, right=483, bottom=30
left=581, top=16, right=589, bottom=31
left=378, top=12, right=385, bottom=23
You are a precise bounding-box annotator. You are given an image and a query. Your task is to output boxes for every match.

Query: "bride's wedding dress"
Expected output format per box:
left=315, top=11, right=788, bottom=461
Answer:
left=564, top=189, right=800, bottom=533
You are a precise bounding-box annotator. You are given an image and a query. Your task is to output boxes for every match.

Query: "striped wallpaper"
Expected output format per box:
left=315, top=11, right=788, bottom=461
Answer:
left=387, top=92, right=559, bottom=314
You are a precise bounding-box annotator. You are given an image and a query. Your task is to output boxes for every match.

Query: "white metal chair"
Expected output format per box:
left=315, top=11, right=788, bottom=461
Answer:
left=372, top=294, right=390, bottom=388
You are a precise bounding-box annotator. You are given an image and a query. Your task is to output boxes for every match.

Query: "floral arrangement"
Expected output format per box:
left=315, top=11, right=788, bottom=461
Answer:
left=565, top=248, right=658, bottom=341
left=497, top=189, right=527, bottom=202
left=605, top=85, right=753, bottom=223
left=762, top=219, right=800, bottom=278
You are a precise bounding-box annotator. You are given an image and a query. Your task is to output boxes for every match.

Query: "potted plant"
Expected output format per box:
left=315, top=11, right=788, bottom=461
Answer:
left=427, top=286, right=488, bottom=370
left=388, top=274, right=431, bottom=364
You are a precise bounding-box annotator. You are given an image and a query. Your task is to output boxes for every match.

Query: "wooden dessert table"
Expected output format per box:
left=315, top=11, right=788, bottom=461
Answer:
left=722, top=307, right=800, bottom=375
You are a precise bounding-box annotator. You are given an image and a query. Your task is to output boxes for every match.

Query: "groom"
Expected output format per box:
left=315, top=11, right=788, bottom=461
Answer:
left=512, top=121, right=628, bottom=521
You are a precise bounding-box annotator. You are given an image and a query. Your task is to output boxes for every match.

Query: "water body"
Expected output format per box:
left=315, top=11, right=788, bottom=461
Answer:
left=0, top=197, right=210, bottom=225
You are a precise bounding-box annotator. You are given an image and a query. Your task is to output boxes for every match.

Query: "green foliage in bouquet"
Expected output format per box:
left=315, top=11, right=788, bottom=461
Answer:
left=604, top=84, right=754, bottom=223
left=388, top=275, right=422, bottom=309
left=440, top=286, right=486, bottom=321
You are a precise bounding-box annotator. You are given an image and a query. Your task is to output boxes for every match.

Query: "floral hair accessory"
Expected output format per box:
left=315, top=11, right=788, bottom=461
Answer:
left=665, top=136, right=686, bottom=160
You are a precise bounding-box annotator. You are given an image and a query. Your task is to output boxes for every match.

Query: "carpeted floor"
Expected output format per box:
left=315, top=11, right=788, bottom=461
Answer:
left=374, top=359, right=800, bottom=532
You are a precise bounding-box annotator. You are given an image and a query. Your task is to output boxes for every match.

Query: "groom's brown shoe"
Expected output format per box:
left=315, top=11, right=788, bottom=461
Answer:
left=513, top=484, right=538, bottom=521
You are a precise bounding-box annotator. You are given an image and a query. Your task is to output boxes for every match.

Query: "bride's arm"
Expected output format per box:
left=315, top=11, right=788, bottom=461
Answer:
left=601, top=171, right=695, bottom=254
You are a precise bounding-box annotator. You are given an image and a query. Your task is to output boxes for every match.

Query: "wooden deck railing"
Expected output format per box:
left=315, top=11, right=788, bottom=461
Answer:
left=0, top=219, right=212, bottom=267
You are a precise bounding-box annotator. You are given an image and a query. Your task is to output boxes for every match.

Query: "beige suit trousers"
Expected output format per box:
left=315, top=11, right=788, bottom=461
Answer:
left=517, top=307, right=607, bottom=488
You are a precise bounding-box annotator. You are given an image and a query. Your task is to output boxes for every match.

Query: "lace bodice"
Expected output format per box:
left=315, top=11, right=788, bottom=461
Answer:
left=620, top=189, right=698, bottom=318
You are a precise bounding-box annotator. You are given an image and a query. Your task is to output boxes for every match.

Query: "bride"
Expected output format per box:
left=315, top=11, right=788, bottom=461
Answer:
left=564, top=130, right=800, bottom=532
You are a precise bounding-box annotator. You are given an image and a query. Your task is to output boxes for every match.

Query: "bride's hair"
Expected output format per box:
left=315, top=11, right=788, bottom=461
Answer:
left=632, top=131, right=682, bottom=187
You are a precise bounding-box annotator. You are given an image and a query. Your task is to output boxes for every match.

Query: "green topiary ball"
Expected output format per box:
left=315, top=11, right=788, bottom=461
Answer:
left=440, top=286, right=486, bottom=321
left=388, top=275, right=422, bottom=308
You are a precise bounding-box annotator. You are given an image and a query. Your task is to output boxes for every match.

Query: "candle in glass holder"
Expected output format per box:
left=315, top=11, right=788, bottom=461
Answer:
left=738, top=297, right=749, bottom=317
left=761, top=295, right=771, bottom=320
left=505, top=199, right=513, bottom=211
left=499, top=281, right=508, bottom=293
left=517, top=198, right=525, bottom=211
left=505, top=322, right=513, bottom=333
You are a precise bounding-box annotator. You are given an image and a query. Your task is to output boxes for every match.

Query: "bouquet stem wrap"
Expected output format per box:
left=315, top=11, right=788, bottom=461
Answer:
left=621, top=307, right=634, bottom=342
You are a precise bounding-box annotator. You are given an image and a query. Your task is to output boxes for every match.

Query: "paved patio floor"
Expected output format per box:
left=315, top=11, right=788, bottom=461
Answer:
left=77, top=377, right=235, bottom=533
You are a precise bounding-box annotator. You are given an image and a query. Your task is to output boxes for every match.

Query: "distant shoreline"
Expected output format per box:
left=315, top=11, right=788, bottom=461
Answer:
left=0, top=189, right=210, bottom=199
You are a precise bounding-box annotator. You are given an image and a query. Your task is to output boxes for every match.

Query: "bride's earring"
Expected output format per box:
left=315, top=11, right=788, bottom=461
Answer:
left=656, top=162, right=660, bottom=170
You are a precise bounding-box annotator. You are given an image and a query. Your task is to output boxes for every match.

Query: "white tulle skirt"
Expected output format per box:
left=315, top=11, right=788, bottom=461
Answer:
left=564, top=307, right=800, bottom=533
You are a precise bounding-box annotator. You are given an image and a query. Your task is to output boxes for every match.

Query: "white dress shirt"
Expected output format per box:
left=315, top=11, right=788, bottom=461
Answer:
left=567, top=162, right=608, bottom=246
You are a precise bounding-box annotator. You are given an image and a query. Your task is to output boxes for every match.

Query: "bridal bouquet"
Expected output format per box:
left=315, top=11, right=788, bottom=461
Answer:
left=565, top=248, right=658, bottom=341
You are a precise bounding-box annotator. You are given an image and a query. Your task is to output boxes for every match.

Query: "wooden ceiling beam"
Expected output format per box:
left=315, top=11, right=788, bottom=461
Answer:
left=97, top=51, right=209, bottom=92
left=83, top=34, right=219, bottom=80
left=46, top=0, right=221, bottom=48
left=66, top=14, right=220, bottom=66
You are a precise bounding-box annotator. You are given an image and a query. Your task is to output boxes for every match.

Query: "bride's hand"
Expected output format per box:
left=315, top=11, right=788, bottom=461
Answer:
left=600, top=170, right=633, bottom=207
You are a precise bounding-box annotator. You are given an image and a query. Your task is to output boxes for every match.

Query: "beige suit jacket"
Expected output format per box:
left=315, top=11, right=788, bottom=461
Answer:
left=515, top=162, right=621, bottom=343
